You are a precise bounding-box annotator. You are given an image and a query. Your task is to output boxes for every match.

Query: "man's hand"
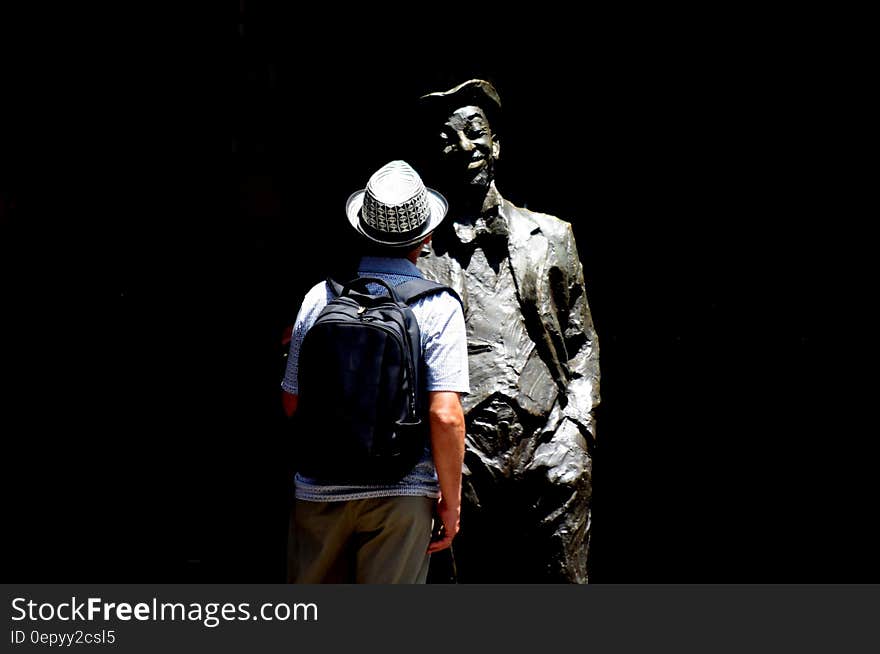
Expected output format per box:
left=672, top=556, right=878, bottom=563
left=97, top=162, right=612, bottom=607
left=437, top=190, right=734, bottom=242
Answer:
left=282, top=391, right=298, bottom=418
left=428, top=495, right=460, bottom=554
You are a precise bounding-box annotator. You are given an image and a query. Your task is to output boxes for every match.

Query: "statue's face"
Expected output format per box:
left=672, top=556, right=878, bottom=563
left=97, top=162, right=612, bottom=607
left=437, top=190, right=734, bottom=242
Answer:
left=437, top=105, right=500, bottom=188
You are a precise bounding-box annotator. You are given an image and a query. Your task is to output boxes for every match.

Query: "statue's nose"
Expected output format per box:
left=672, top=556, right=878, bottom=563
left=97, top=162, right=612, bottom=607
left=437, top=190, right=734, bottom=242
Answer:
left=456, top=131, right=475, bottom=152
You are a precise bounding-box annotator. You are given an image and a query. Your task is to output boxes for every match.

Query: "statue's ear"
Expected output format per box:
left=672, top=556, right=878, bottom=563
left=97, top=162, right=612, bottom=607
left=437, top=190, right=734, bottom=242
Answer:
left=492, top=137, right=501, bottom=161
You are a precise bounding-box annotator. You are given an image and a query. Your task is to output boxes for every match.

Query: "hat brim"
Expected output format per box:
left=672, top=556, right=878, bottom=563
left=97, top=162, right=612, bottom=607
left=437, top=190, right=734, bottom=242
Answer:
left=345, top=188, right=449, bottom=248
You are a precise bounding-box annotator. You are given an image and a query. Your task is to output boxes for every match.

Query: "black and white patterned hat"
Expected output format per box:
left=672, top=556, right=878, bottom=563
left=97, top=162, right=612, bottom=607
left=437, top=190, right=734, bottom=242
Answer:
left=346, top=160, right=448, bottom=248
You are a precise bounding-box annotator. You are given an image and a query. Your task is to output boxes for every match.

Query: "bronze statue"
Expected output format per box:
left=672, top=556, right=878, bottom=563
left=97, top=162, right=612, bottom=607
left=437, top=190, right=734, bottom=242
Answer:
left=416, top=79, right=600, bottom=582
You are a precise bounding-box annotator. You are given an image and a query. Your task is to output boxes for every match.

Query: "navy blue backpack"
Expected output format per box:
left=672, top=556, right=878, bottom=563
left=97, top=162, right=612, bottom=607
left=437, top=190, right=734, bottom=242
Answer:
left=295, top=276, right=459, bottom=483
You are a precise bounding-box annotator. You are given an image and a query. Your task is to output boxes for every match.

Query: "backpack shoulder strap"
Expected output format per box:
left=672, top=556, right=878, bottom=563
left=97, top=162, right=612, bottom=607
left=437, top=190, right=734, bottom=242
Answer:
left=395, top=278, right=463, bottom=308
left=326, top=277, right=344, bottom=297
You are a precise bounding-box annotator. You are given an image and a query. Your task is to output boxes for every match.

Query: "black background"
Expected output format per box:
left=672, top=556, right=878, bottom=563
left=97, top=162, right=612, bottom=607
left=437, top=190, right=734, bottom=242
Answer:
left=2, top=6, right=872, bottom=582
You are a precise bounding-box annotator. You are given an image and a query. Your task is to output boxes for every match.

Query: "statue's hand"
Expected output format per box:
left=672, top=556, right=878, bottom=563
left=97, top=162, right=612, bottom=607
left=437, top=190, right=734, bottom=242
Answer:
left=527, top=416, right=591, bottom=488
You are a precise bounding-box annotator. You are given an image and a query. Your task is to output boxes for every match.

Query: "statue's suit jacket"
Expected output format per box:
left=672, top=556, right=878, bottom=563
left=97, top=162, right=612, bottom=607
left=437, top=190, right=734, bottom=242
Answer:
left=421, top=193, right=600, bottom=445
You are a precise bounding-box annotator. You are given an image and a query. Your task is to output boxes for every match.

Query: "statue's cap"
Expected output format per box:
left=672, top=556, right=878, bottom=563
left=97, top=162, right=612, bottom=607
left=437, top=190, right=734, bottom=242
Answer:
left=419, top=79, right=502, bottom=131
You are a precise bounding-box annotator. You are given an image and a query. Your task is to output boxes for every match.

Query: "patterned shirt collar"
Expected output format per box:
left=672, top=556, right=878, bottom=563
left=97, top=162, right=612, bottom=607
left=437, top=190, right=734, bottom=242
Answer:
left=358, top=255, right=423, bottom=278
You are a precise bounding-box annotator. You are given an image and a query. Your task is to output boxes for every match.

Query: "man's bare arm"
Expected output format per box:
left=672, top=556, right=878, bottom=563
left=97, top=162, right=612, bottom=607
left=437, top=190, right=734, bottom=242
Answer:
left=426, top=390, right=465, bottom=554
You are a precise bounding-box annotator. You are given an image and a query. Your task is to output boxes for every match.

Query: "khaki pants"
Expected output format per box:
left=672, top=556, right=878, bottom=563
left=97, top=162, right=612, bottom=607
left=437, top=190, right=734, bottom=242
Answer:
left=288, top=495, right=434, bottom=584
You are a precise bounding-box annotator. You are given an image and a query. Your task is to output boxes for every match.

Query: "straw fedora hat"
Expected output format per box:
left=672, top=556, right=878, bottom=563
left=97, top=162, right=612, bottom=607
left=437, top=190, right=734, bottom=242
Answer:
left=346, top=160, right=448, bottom=248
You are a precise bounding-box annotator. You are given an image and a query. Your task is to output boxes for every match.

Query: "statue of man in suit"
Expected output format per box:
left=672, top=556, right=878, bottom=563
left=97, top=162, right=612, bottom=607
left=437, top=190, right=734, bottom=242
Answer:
left=416, top=79, right=600, bottom=582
